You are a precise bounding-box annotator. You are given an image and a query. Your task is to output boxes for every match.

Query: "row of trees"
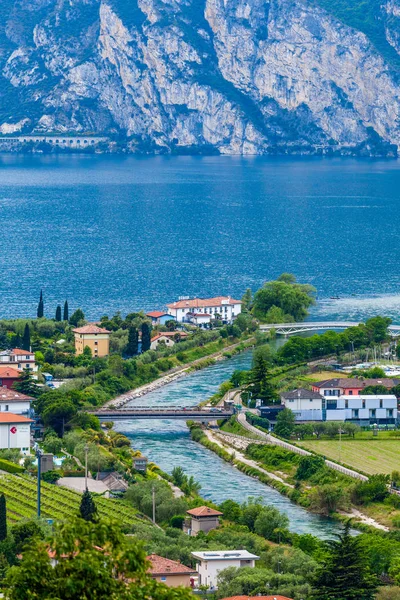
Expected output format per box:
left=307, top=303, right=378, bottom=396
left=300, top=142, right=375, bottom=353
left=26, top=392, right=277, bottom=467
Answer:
left=37, top=291, right=69, bottom=322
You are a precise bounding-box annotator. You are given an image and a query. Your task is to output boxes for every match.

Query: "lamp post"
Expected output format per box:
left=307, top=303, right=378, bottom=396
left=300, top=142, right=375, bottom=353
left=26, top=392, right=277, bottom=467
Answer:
left=84, top=444, right=89, bottom=491
left=34, top=443, right=43, bottom=518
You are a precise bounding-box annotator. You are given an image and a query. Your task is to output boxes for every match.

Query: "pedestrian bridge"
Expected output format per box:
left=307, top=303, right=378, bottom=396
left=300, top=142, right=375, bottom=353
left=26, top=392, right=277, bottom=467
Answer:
left=259, top=321, right=400, bottom=336
left=92, top=407, right=234, bottom=421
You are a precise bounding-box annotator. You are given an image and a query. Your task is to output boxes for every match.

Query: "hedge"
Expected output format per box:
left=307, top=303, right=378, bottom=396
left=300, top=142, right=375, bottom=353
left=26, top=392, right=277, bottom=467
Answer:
left=0, top=458, right=24, bottom=474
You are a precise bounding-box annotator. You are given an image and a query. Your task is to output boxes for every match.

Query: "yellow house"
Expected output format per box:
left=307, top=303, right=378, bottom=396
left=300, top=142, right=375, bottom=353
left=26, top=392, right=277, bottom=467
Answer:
left=73, top=325, right=110, bottom=357
left=147, top=554, right=196, bottom=588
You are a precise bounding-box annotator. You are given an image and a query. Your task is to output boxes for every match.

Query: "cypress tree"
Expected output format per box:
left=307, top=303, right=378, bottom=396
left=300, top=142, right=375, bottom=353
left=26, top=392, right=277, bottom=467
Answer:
left=63, top=300, right=69, bottom=322
left=55, top=305, right=62, bottom=322
left=13, top=333, right=21, bottom=349
left=0, top=494, right=7, bottom=541
left=79, top=489, right=98, bottom=522
left=22, top=323, right=31, bottom=351
left=126, top=326, right=139, bottom=356
left=141, top=322, right=152, bottom=353
left=37, top=290, right=44, bottom=319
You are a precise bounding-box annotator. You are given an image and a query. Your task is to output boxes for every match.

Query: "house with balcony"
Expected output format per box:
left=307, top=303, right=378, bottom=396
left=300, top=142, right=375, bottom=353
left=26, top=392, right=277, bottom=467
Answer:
left=0, top=349, right=37, bottom=372
left=166, top=296, right=242, bottom=325
left=146, top=311, right=176, bottom=325
left=312, top=377, right=400, bottom=397
left=191, top=550, right=259, bottom=589
left=281, top=388, right=398, bottom=425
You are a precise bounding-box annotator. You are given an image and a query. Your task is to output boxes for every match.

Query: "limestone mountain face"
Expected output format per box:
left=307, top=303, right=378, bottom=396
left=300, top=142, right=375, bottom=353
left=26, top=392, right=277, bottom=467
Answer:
left=1, top=0, right=400, bottom=155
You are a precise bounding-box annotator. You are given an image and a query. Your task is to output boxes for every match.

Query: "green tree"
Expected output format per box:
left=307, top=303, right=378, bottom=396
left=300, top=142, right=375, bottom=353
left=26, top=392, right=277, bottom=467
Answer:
left=37, top=290, right=44, bottom=319
left=274, top=408, right=295, bottom=439
left=21, top=324, right=30, bottom=352
left=55, top=305, right=62, bottom=322
left=63, top=300, right=69, bottom=322
left=69, top=309, right=85, bottom=327
left=296, top=455, right=325, bottom=480
left=141, top=322, right=152, bottom=353
left=126, top=326, right=139, bottom=357
left=42, top=402, right=77, bottom=437
left=254, top=506, right=289, bottom=542
left=79, top=490, right=98, bottom=522
left=312, top=522, right=378, bottom=600
left=365, top=316, right=392, bottom=343
left=5, top=518, right=193, bottom=600
left=309, top=484, right=348, bottom=515
left=241, top=288, right=252, bottom=311
left=252, top=275, right=316, bottom=322
left=171, top=466, right=185, bottom=487
left=12, top=369, right=41, bottom=397
left=0, top=495, right=6, bottom=542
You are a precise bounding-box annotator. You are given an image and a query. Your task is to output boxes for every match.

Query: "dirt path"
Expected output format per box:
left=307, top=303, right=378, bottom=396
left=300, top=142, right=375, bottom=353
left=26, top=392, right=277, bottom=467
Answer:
left=339, top=509, right=389, bottom=532
left=105, top=338, right=255, bottom=409
left=204, top=430, right=293, bottom=488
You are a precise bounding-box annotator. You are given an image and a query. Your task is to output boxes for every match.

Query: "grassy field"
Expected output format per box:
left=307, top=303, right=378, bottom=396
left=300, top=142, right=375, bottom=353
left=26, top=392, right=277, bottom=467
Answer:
left=303, top=371, right=348, bottom=382
left=298, top=438, right=400, bottom=475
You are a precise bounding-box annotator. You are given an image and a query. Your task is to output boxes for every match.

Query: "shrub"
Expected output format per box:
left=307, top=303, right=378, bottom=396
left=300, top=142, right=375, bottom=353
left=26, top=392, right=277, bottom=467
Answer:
left=352, top=474, right=390, bottom=505
left=295, top=455, right=325, bottom=481
left=42, top=470, right=61, bottom=484
left=0, top=459, right=24, bottom=474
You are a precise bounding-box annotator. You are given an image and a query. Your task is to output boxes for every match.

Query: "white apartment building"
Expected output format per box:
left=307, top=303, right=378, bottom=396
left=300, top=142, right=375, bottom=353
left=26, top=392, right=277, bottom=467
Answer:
left=0, top=349, right=37, bottom=372
left=0, top=389, right=33, bottom=415
left=166, top=296, right=242, bottom=324
left=281, top=389, right=398, bottom=425
left=0, top=413, right=32, bottom=454
left=191, top=550, right=259, bottom=589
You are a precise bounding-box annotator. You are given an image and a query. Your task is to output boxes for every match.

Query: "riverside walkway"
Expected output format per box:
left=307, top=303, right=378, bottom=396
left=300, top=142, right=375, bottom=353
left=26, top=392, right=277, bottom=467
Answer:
left=260, top=321, right=400, bottom=336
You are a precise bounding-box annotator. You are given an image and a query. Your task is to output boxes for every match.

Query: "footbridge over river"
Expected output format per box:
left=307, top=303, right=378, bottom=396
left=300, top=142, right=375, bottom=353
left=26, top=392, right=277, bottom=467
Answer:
left=259, top=321, right=400, bottom=336
left=92, top=407, right=234, bottom=421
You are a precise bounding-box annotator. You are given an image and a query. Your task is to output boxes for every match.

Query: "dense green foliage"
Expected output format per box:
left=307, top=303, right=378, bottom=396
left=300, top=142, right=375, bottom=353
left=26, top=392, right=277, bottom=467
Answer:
left=312, top=522, right=378, bottom=600
left=252, top=273, right=316, bottom=322
left=79, top=490, right=98, bottom=522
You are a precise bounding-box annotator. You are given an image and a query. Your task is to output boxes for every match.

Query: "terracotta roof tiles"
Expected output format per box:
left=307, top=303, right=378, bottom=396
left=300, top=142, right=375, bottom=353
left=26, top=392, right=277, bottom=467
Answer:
left=147, top=554, right=196, bottom=576
left=167, top=296, right=242, bottom=309
left=73, top=325, right=110, bottom=334
left=186, top=506, right=223, bottom=517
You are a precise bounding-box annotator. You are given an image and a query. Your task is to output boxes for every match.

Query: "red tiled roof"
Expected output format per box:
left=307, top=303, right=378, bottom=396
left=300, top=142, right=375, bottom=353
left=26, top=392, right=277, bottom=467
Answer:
left=167, top=296, right=242, bottom=309
left=73, top=325, right=110, bottom=334
left=146, top=311, right=169, bottom=318
left=0, top=389, right=34, bottom=402
left=0, top=367, right=21, bottom=378
left=11, top=348, right=34, bottom=357
left=186, top=506, right=223, bottom=517
left=0, top=413, right=33, bottom=423
left=147, top=554, right=196, bottom=576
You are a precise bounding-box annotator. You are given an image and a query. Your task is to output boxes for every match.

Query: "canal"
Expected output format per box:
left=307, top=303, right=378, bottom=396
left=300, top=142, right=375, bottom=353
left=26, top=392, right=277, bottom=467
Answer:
left=115, top=350, right=344, bottom=539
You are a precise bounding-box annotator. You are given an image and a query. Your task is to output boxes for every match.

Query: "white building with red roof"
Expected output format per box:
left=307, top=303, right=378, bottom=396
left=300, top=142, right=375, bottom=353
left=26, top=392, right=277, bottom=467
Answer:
left=0, top=413, right=33, bottom=454
left=146, top=311, right=176, bottom=325
left=0, top=389, right=33, bottom=415
left=0, top=348, right=37, bottom=372
left=166, top=296, right=242, bottom=324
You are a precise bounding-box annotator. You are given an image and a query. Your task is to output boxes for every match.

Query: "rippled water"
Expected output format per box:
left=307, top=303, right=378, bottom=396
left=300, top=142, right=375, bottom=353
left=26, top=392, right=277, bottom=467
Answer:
left=2, top=154, right=400, bottom=320
left=115, top=351, right=344, bottom=538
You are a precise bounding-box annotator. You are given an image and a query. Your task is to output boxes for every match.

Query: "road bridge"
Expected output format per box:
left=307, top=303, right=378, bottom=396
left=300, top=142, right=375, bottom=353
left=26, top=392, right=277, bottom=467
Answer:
left=92, top=408, right=234, bottom=421
left=259, top=321, right=400, bottom=337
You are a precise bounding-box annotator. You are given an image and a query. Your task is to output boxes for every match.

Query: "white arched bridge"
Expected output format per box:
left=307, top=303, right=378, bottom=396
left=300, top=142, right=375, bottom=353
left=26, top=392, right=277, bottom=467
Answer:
left=259, top=321, right=400, bottom=337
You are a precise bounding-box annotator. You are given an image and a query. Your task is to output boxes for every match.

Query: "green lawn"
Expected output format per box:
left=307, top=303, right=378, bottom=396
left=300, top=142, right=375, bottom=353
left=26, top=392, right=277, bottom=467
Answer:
left=298, top=438, right=400, bottom=475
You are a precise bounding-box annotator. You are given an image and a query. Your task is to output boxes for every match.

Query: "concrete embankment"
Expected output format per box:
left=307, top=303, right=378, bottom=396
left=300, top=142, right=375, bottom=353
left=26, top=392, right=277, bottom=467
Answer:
left=105, top=338, right=255, bottom=409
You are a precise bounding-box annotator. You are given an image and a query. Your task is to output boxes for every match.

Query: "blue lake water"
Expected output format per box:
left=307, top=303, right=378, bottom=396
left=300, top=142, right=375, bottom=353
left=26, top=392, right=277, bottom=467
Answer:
left=2, top=154, right=400, bottom=321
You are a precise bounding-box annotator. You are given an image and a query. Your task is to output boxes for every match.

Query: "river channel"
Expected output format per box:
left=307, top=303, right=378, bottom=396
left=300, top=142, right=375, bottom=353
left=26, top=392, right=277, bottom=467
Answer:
left=115, top=351, right=344, bottom=539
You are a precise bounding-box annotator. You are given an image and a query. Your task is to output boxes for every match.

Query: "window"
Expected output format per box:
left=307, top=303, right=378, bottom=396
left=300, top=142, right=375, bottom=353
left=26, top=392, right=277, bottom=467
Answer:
left=353, top=409, right=359, bottom=418
left=289, top=399, right=294, bottom=403
left=5, top=405, right=8, bottom=412
left=370, top=409, right=376, bottom=418
left=160, top=577, right=167, bottom=582
left=362, top=400, right=366, bottom=409
left=94, top=341, right=98, bottom=345
left=388, top=409, right=394, bottom=417
left=380, top=399, right=383, bottom=408
left=348, top=390, right=353, bottom=395
left=345, top=400, right=348, bottom=409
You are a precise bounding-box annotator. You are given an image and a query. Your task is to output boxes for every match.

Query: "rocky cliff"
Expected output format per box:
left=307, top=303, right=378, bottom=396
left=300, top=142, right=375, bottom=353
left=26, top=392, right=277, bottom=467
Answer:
left=1, top=0, right=400, bottom=155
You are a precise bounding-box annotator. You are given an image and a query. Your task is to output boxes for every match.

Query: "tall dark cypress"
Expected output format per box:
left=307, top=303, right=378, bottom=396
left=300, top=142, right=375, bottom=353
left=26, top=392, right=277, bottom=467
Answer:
left=126, top=326, right=139, bottom=356
left=63, top=300, right=69, bottom=322
left=0, top=495, right=6, bottom=541
left=22, top=323, right=31, bottom=351
left=79, top=489, right=98, bottom=522
left=141, top=322, right=152, bottom=353
left=55, top=305, right=62, bottom=322
left=37, top=290, right=44, bottom=319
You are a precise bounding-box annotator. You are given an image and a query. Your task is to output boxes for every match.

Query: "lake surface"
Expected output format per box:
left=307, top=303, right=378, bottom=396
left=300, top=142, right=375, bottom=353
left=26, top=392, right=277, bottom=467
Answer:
left=2, top=154, right=400, bottom=321
left=115, top=350, right=344, bottom=539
